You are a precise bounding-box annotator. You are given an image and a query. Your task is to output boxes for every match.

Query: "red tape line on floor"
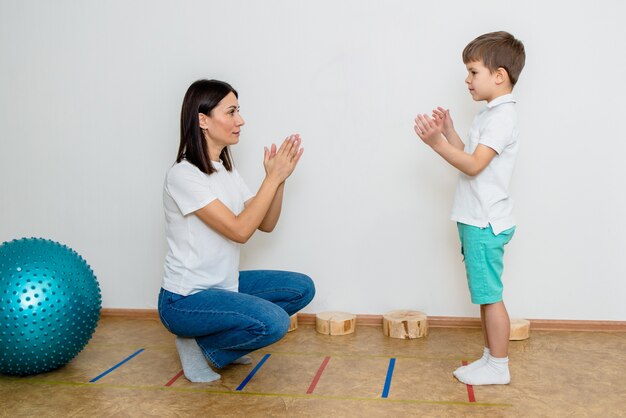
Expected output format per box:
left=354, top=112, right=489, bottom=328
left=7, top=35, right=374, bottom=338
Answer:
left=307, top=356, right=331, bottom=394
left=165, top=370, right=184, bottom=387
left=462, top=361, right=476, bottom=402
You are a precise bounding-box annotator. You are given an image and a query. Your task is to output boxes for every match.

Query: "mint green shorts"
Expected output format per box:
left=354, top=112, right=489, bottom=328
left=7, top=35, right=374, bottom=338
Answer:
left=457, top=223, right=515, bottom=305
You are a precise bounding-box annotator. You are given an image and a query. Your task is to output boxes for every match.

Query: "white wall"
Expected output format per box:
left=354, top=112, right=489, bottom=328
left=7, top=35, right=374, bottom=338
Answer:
left=1, top=0, right=625, bottom=320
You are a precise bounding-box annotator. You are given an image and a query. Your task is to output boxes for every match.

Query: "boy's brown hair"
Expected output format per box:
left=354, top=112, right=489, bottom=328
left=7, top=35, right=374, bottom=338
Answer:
left=463, top=31, right=526, bottom=87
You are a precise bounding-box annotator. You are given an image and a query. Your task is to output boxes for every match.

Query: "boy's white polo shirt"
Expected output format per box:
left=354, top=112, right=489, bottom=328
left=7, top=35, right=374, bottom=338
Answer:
left=451, top=93, right=519, bottom=235
left=162, top=160, right=255, bottom=296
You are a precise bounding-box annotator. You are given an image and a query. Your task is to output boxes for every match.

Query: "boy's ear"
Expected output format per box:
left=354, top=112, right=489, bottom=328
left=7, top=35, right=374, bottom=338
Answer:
left=495, top=67, right=510, bottom=85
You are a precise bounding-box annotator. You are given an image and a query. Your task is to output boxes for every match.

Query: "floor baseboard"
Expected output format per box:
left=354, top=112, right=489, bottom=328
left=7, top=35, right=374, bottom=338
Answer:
left=99, top=309, right=626, bottom=332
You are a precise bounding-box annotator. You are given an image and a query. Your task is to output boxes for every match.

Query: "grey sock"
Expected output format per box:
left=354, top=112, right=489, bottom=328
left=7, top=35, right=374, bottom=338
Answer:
left=175, top=336, right=220, bottom=383
left=232, top=355, right=252, bottom=365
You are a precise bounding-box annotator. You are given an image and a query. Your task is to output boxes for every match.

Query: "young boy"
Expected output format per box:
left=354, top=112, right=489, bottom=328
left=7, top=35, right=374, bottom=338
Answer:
left=413, top=31, right=525, bottom=385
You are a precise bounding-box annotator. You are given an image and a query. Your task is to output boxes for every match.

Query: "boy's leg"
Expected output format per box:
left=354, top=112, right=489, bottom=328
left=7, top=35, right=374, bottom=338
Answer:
left=457, top=301, right=511, bottom=385
left=481, top=305, right=490, bottom=348
left=454, top=225, right=491, bottom=376
left=484, top=301, right=510, bottom=357
left=454, top=224, right=514, bottom=384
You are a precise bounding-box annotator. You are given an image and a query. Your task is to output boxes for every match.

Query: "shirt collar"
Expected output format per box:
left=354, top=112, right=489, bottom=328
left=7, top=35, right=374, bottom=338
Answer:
left=486, top=93, right=516, bottom=109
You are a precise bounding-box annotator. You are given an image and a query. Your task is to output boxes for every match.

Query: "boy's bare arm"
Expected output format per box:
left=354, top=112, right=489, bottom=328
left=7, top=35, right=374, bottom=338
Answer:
left=431, top=141, right=496, bottom=176
left=443, top=129, right=464, bottom=150
left=414, top=113, right=496, bottom=176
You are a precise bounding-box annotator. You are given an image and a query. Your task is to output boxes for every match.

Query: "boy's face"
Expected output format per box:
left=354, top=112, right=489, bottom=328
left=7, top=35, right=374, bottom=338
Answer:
left=465, top=60, right=500, bottom=102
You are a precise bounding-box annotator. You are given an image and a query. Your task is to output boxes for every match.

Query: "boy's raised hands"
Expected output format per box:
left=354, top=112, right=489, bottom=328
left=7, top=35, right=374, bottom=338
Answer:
left=414, top=113, right=445, bottom=148
left=432, top=107, right=455, bottom=137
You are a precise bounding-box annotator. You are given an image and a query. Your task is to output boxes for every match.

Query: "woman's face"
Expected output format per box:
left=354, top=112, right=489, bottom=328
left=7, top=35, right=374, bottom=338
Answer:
left=200, top=92, right=245, bottom=150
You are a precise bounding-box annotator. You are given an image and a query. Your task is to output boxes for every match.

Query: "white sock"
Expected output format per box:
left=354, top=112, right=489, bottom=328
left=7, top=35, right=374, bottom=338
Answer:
left=456, top=355, right=510, bottom=386
left=232, top=355, right=252, bottom=365
left=175, top=337, right=221, bottom=383
left=453, top=347, right=490, bottom=378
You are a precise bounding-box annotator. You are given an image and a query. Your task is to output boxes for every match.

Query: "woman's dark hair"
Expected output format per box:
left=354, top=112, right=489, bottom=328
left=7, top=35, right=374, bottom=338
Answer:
left=177, top=79, right=238, bottom=174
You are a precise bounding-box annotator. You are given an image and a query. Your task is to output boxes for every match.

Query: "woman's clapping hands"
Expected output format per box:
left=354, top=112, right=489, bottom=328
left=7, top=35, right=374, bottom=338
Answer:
left=263, top=134, right=304, bottom=184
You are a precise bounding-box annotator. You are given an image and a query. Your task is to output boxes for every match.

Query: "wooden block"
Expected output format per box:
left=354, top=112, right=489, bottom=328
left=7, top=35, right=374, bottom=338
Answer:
left=383, top=310, right=428, bottom=339
left=510, top=318, right=530, bottom=340
left=288, top=314, right=298, bottom=332
left=315, top=311, right=356, bottom=335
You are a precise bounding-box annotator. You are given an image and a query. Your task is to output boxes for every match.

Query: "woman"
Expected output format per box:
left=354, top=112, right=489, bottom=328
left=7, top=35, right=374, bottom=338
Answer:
left=158, top=79, right=315, bottom=383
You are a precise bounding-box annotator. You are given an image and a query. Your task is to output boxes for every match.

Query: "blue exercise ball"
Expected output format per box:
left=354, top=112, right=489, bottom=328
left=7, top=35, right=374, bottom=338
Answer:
left=0, top=237, right=101, bottom=375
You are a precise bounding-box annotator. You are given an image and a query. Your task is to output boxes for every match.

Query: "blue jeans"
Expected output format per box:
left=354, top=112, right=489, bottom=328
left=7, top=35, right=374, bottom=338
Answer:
left=158, top=270, right=315, bottom=368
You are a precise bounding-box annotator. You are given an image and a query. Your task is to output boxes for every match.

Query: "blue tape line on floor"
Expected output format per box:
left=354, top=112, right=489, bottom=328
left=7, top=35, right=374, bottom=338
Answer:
left=381, top=358, right=396, bottom=398
left=236, top=353, right=271, bottom=391
left=89, top=348, right=145, bottom=382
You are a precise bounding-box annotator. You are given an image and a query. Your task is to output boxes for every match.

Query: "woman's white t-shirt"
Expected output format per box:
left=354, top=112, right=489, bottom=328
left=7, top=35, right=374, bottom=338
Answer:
left=162, top=159, right=255, bottom=296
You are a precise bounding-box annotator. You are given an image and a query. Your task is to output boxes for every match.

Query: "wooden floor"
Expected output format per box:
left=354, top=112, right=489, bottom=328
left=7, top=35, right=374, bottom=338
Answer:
left=1, top=316, right=625, bottom=417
